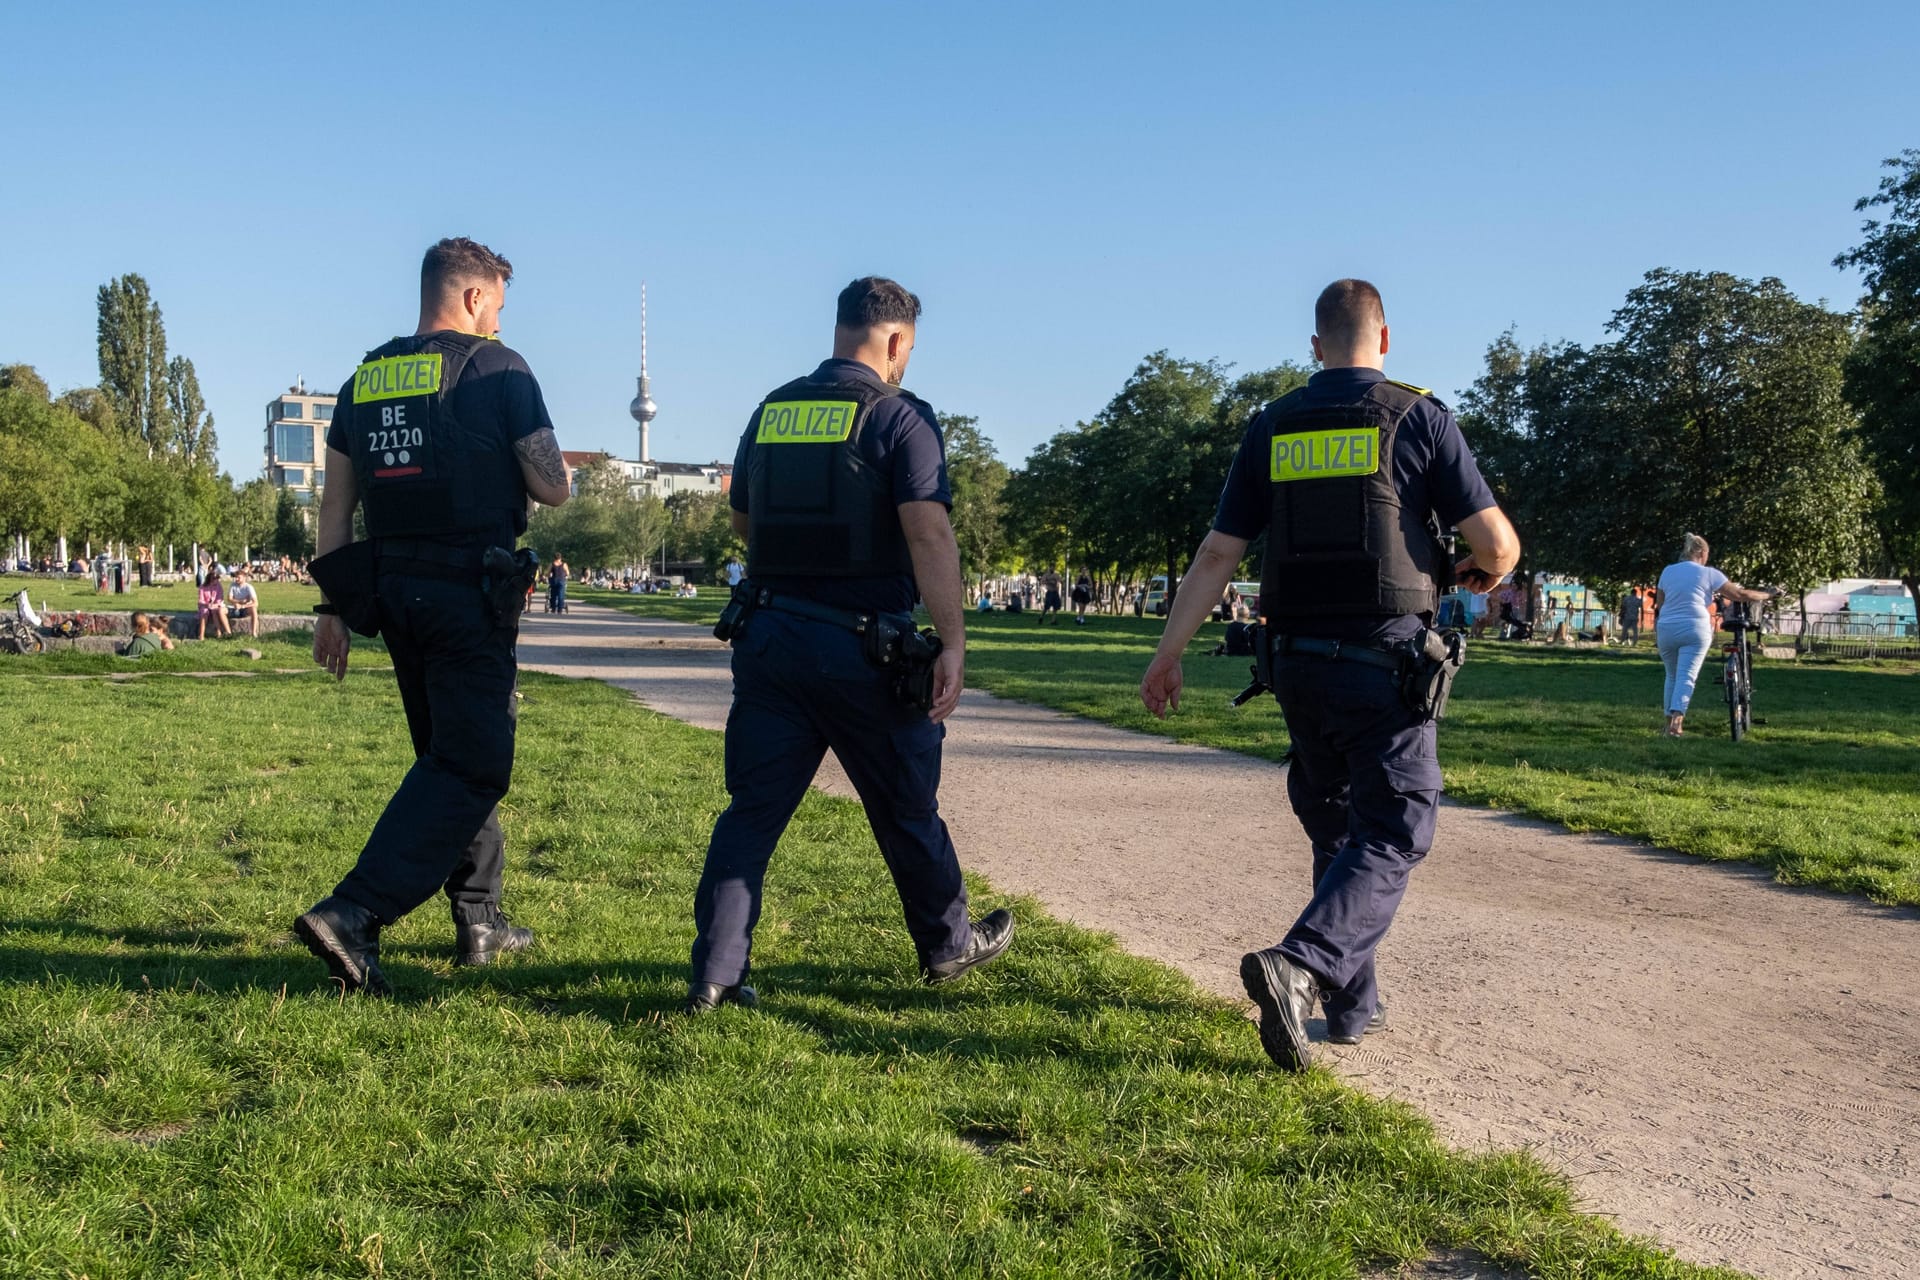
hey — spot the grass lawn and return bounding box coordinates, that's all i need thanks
[587,591,1920,909]
[0,625,393,678]
[0,666,1730,1278]
[5,576,323,616]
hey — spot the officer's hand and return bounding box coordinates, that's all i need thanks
[1140,654,1183,719]
[1455,557,1500,595]
[313,613,351,681]
[928,647,965,724]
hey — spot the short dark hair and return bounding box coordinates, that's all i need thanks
[1314,278,1386,348]
[422,237,514,298]
[836,277,921,330]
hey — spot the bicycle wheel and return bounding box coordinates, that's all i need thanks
[1725,654,1745,742]
[1739,655,1754,739]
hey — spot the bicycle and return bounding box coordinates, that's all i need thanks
[1719,600,1761,741]
[0,614,44,655]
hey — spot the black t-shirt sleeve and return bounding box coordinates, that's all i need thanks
[1212,415,1270,539]
[730,414,757,512]
[885,398,951,506]
[324,376,353,455]
[1423,404,1497,525]
[468,342,553,445]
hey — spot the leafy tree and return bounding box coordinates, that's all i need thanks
[526,456,668,572]
[1836,150,1920,607]
[1003,427,1096,574]
[96,273,175,456]
[166,355,217,467]
[0,365,49,400]
[219,478,280,560]
[270,487,315,559]
[939,413,1010,580]
[1457,272,1874,599]
[55,387,119,436]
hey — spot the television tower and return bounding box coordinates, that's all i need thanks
[628,283,658,463]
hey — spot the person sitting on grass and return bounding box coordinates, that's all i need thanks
[122,611,175,657]
[227,568,260,636]
[198,566,232,640]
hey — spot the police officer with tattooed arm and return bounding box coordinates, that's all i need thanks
[294,237,570,996]
[1140,279,1520,1069]
[685,277,1014,1013]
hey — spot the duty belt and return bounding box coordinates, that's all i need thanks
[1270,633,1404,672]
[374,537,484,584]
[751,587,879,635]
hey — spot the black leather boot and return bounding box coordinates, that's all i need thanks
[455,910,534,966]
[294,896,390,996]
[685,981,758,1014]
[921,908,1015,985]
[1240,948,1319,1071]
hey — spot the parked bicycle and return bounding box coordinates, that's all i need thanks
[0,613,44,655]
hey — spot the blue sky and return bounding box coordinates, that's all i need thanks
[3,1,1914,482]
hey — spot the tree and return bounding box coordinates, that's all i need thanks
[525,456,669,572]
[1457,271,1874,598]
[939,413,1010,580]
[166,355,217,466]
[271,487,315,559]
[96,273,175,455]
[219,478,280,560]
[0,364,49,400]
[1836,150,1920,608]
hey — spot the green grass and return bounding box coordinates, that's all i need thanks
[0,668,1731,1278]
[5,576,322,616]
[589,592,1920,908]
[0,625,393,677]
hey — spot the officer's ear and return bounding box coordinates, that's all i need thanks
[1378,325,1391,357]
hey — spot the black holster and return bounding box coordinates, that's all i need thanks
[714,583,754,642]
[308,541,382,637]
[861,614,945,712]
[1402,626,1466,721]
[1230,623,1272,707]
[482,546,541,628]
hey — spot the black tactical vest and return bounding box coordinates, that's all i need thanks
[744,375,916,578]
[346,333,528,541]
[1258,379,1444,622]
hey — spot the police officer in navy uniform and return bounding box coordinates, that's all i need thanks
[686,277,1014,1012]
[294,237,573,995]
[1140,279,1520,1069]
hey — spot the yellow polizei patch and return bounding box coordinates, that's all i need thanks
[354,353,443,403]
[756,400,859,444]
[1270,428,1380,482]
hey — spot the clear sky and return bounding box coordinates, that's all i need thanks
[3,1,1914,482]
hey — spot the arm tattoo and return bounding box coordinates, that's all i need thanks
[514,429,567,488]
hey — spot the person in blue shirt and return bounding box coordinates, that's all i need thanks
[1654,533,1772,737]
[1140,279,1521,1071]
[686,277,1014,1014]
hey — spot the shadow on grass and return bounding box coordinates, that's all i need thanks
[0,940,1252,1073]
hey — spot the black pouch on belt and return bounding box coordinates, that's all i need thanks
[1402,626,1466,721]
[892,627,945,712]
[308,541,382,637]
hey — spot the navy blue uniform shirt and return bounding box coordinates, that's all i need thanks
[327,333,554,550]
[731,357,951,614]
[1213,366,1496,644]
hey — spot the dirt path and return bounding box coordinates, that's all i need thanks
[518,604,1920,1280]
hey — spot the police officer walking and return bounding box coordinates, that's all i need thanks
[686,277,1014,1013]
[1140,279,1519,1069]
[294,237,572,995]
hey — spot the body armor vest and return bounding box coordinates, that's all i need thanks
[745,375,916,579]
[1258,380,1444,622]
[346,332,528,541]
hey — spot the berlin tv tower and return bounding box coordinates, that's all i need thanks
[628,284,658,464]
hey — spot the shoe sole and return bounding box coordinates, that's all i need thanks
[1240,950,1311,1071]
[924,915,1015,985]
[294,913,389,996]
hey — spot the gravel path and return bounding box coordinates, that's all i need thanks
[519,604,1920,1280]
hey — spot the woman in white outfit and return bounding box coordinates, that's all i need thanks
[1654,533,1772,737]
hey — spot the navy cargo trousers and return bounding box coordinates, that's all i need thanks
[333,571,519,926]
[1272,653,1441,1040]
[691,608,972,988]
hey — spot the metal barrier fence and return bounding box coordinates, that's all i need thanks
[1784,616,1920,660]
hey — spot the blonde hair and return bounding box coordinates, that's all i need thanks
[1680,532,1710,563]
